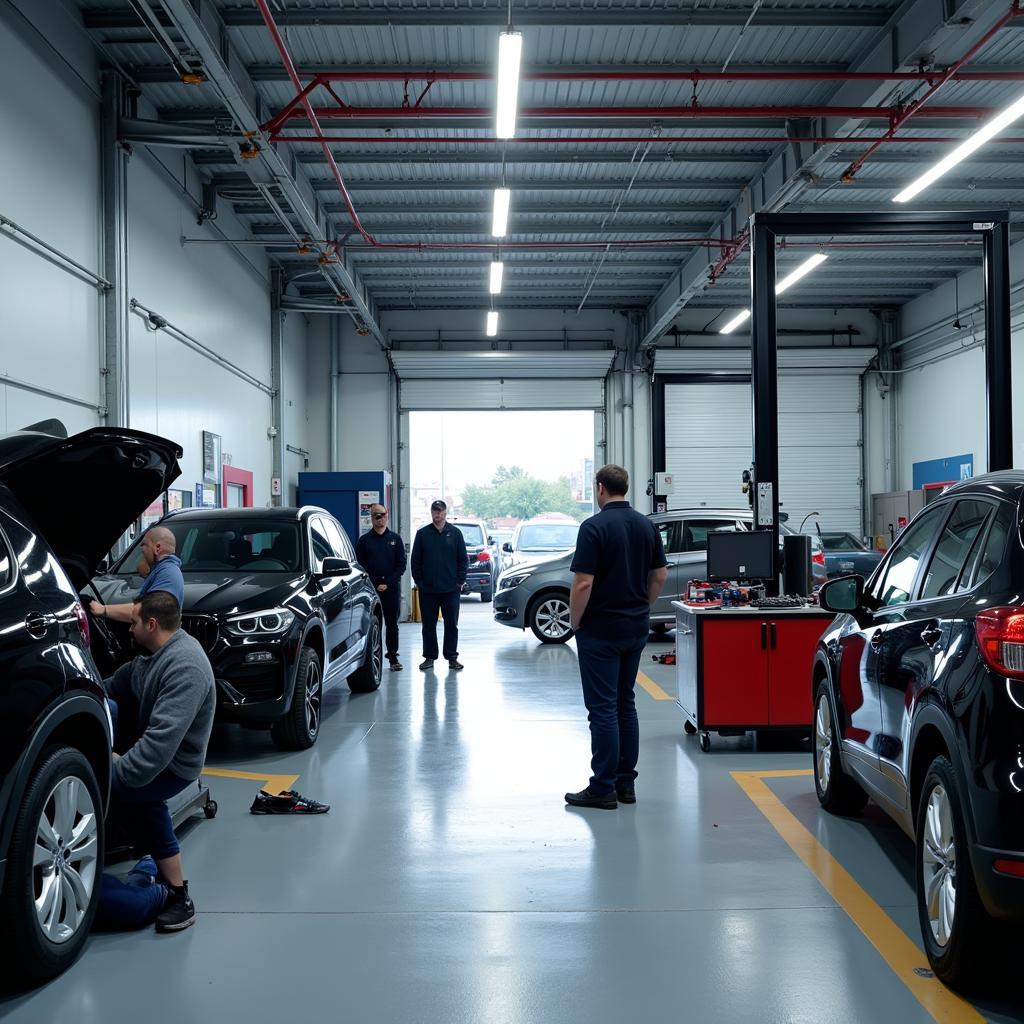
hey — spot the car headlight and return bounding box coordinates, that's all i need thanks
[498,572,533,592]
[224,608,295,637]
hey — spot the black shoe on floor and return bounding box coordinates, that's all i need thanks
[389,659,402,671]
[565,786,617,810]
[249,789,330,814]
[448,659,464,671]
[419,658,435,671]
[155,881,195,933]
[616,786,636,804]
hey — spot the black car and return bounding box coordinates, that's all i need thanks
[812,472,1024,988]
[820,530,883,579]
[90,506,383,750]
[0,423,181,984]
[448,517,497,602]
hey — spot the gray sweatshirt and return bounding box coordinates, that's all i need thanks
[104,630,216,788]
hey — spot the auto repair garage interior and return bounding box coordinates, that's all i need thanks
[3,0,1024,1020]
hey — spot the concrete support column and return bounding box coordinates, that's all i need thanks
[270,268,285,506]
[879,310,899,493]
[101,72,129,427]
[329,316,340,471]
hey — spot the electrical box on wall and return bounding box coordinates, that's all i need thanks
[654,472,675,495]
[298,471,393,542]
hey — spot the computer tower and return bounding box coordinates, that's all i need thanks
[782,533,813,597]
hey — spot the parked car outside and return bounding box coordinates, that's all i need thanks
[494,508,826,644]
[821,530,883,579]
[812,472,1024,988]
[500,514,581,572]
[89,506,382,751]
[448,517,498,602]
[0,423,181,984]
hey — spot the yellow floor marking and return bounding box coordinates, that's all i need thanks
[636,671,674,701]
[732,769,984,1024]
[202,767,299,796]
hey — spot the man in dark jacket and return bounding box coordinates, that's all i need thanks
[356,503,407,670]
[410,499,468,672]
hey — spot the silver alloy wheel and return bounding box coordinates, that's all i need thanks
[814,693,833,793]
[371,616,383,680]
[922,783,957,947]
[33,777,99,944]
[535,597,571,639]
[304,660,322,738]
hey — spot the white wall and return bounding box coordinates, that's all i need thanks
[0,5,101,434]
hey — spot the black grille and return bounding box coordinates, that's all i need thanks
[181,614,219,652]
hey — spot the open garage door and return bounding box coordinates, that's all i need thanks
[655,348,875,534]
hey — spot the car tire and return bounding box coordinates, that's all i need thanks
[480,589,493,604]
[271,646,323,750]
[349,612,383,693]
[0,745,104,985]
[529,592,574,644]
[915,755,992,990]
[812,680,868,816]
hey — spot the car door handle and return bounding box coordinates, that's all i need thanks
[920,625,943,647]
[25,612,51,639]
[869,632,884,652]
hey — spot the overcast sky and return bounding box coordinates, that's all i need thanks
[410,410,595,493]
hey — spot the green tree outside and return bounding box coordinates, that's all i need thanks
[463,466,583,521]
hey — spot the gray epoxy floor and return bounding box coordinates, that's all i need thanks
[3,602,1021,1023]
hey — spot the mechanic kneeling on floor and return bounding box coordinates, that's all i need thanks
[104,590,215,933]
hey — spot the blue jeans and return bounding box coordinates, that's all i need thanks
[575,631,647,795]
[419,591,460,661]
[96,857,168,930]
[107,697,193,859]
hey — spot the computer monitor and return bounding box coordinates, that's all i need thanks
[706,529,775,582]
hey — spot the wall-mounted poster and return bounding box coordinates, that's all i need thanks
[202,430,222,484]
[358,490,380,536]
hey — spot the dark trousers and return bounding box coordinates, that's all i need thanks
[380,587,401,662]
[107,698,193,859]
[419,590,460,660]
[575,631,647,795]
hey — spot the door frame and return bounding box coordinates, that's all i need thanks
[222,466,254,508]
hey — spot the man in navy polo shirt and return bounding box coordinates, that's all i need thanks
[356,503,407,670]
[565,465,668,810]
[91,526,185,623]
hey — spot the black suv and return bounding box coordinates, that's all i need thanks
[0,423,181,984]
[448,518,497,602]
[90,506,383,750]
[812,472,1024,988]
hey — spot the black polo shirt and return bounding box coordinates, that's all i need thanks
[570,501,668,640]
[410,522,468,594]
[355,528,407,589]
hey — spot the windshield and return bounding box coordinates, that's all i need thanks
[517,523,580,550]
[822,532,864,551]
[452,522,485,547]
[114,519,303,573]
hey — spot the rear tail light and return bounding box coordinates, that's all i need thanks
[993,858,1024,878]
[974,606,1024,680]
[812,551,826,567]
[74,601,91,647]
[477,551,491,563]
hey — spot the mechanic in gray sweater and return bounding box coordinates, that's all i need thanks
[104,590,215,933]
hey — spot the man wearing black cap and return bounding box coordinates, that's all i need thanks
[410,499,468,672]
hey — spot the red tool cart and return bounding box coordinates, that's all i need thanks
[673,601,833,752]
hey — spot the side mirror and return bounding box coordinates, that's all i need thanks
[818,574,864,614]
[502,542,513,553]
[320,556,350,576]
[488,536,494,546]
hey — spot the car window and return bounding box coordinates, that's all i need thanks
[517,523,580,549]
[0,526,12,589]
[309,518,334,571]
[964,509,1010,589]
[919,501,993,601]
[682,519,744,553]
[321,517,355,561]
[823,533,863,551]
[453,523,485,547]
[656,522,681,554]
[869,506,946,607]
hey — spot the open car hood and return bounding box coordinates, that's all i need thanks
[0,425,182,590]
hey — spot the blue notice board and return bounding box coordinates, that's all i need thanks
[912,454,973,490]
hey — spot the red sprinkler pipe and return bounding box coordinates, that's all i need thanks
[840,0,1024,181]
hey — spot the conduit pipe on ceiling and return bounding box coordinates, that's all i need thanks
[840,0,1024,181]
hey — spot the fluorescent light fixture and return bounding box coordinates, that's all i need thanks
[495,31,523,139]
[492,188,511,237]
[895,91,1024,203]
[719,253,829,334]
[489,259,504,294]
[486,310,499,336]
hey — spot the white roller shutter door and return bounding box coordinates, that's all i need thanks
[399,377,605,411]
[660,350,872,533]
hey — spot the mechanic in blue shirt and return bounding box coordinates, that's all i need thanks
[410,499,468,672]
[565,465,668,810]
[356,504,408,671]
[91,525,185,623]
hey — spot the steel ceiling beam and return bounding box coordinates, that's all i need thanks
[228,200,728,217]
[302,177,749,193]
[150,0,385,346]
[83,5,895,30]
[248,220,717,237]
[639,0,1019,349]
[273,149,771,167]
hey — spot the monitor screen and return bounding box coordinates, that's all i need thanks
[707,529,775,581]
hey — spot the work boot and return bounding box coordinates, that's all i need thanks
[155,881,196,932]
[419,658,434,671]
[448,659,464,671]
[389,659,402,671]
[564,786,617,810]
